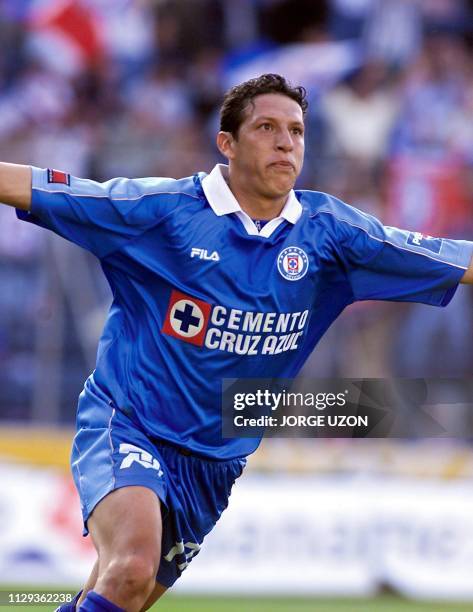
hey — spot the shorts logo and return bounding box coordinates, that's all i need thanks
[118,443,163,476]
[406,232,442,254]
[162,290,211,346]
[164,540,201,571]
[277,246,309,281]
[47,169,71,186]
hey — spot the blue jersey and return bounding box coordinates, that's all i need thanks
[18,164,473,459]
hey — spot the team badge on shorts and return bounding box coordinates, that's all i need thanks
[162,289,211,346]
[277,246,309,281]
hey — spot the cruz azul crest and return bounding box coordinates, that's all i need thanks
[277,246,309,281]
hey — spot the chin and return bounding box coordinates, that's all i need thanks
[275,170,297,188]
[272,178,295,195]
[261,169,297,198]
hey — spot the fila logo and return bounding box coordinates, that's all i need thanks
[190,247,220,261]
[406,232,442,254]
[119,443,164,476]
[164,540,201,571]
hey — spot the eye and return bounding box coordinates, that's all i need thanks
[292,127,304,136]
[260,122,273,131]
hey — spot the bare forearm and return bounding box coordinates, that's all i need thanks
[0,163,31,211]
[461,256,473,284]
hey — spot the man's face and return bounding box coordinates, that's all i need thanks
[221,93,305,200]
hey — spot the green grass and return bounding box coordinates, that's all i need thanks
[149,595,473,612]
[4,592,473,612]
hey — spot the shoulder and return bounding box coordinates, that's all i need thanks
[102,174,201,203]
[296,189,370,224]
[295,189,383,237]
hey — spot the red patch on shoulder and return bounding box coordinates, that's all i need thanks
[47,169,71,186]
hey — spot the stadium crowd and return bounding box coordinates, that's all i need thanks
[0,0,472,424]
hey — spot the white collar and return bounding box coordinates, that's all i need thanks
[201,164,302,237]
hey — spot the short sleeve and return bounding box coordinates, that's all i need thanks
[334,205,473,306]
[16,167,179,258]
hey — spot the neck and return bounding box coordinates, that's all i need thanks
[227,171,288,221]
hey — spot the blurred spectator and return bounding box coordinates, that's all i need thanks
[328,0,376,39]
[187,48,225,121]
[385,30,473,382]
[320,61,400,164]
[0,64,74,139]
[127,63,193,132]
[154,0,224,63]
[260,0,329,44]
[363,0,422,65]
[92,0,156,86]
[391,33,472,159]
[421,0,472,34]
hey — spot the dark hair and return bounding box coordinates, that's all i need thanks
[219,73,308,137]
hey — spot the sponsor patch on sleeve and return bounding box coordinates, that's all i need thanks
[47,169,71,186]
[406,232,443,254]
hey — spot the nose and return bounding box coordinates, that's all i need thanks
[275,129,294,152]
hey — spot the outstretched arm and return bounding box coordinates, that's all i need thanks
[0,163,31,211]
[461,257,473,283]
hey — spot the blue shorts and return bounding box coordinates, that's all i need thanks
[71,387,246,587]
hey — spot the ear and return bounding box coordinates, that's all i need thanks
[216,131,236,160]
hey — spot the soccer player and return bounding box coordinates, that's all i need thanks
[1,73,472,611]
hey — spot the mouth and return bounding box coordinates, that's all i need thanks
[269,161,295,171]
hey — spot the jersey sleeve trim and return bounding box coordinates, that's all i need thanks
[312,209,473,270]
[18,167,203,259]
[31,166,199,202]
[31,166,200,202]
[32,186,201,201]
